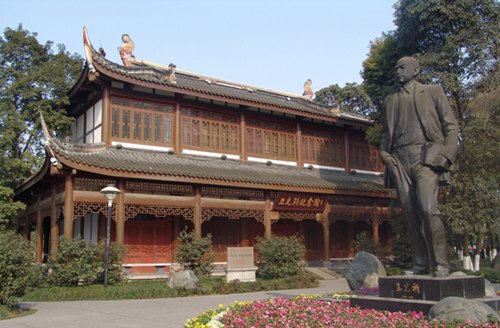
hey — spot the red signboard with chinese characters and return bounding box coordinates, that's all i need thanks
[272,192,327,212]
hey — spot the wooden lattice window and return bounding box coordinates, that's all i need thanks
[181,108,239,154]
[301,128,345,167]
[246,118,296,161]
[349,133,383,171]
[111,97,173,146]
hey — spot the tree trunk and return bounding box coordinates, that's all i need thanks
[475,234,483,272]
[462,235,471,271]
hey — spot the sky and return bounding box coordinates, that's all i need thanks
[1,0,397,95]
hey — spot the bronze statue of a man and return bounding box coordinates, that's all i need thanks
[380,56,459,277]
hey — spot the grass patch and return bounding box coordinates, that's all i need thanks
[0,305,36,321]
[22,273,318,302]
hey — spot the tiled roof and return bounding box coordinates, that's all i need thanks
[48,138,387,195]
[85,37,372,125]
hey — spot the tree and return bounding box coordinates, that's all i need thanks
[361,34,400,146]
[314,82,376,117]
[441,89,500,270]
[0,25,83,190]
[393,0,499,129]
[360,1,499,269]
[0,25,82,226]
[361,33,400,122]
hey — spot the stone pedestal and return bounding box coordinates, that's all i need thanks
[226,267,258,282]
[226,246,257,282]
[379,275,485,300]
[350,275,500,313]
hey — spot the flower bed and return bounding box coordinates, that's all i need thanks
[185,296,499,328]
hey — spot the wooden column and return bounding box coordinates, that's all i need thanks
[322,203,331,262]
[50,184,58,259]
[35,193,43,263]
[63,174,74,239]
[240,112,247,163]
[296,121,303,168]
[174,96,182,156]
[194,186,202,237]
[264,192,272,239]
[102,86,111,145]
[239,218,250,247]
[344,131,350,173]
[115,180,126,244]
[372,220,380,246]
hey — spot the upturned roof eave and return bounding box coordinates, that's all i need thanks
[45,140,390,198]
[79,28,373,127]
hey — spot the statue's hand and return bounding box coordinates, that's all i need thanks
[380,153,397,168]
[433,154,450,172]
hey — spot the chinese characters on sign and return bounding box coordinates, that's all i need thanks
[227,247,255,270]
[393,281,423,299]
[272,192,327,212]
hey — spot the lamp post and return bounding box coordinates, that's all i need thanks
[100,184,120,287]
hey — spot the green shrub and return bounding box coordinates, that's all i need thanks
[49,237,124,286]
[97,242,125,285]
[255,235,305,279]
[174,229,214,277]
[390,217,413,269]
[353,231,378,254]
[0,230,41,308]
[49,237,102,286]
[483,269,500,283]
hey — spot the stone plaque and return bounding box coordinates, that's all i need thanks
[379,275,485,301]
[392,279,423,299]
[227,247,255,269]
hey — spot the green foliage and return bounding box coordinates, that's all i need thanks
[22,274,318,302]
[389,212,413,269]
[0,25,83,227]
[0,186,25,228]
[0,25,83,189]
[49,237,124,286]
[361,33,400,121]
[174,229,214,277]
[353,231,378,255]
[364,123,382,147]
[441,107,500,250]
[0,230,41,308]
[255,235,305,279]
[49,237,102,286]
[99,242,125,285]
[385,266,403,276]
[314,82,375,116]
[394,0,499,127]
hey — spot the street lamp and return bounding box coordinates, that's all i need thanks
[100,184,120,287]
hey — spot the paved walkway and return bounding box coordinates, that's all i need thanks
[0,279,349,328]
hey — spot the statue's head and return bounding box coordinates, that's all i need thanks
[395,56,420,84]
[121,34,131,43]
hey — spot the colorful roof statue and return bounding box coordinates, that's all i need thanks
[118,34,136,66]
[302,79,314,100]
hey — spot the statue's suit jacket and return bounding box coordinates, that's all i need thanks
[380,82,459,188]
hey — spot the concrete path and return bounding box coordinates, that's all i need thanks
[0,279,349,328]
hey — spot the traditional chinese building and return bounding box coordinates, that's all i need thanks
[15,28,394,274]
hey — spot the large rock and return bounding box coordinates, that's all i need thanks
[429,297,500,324]
[167,270,198,289]
[345,251,386,291]
[484,279,496,298]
